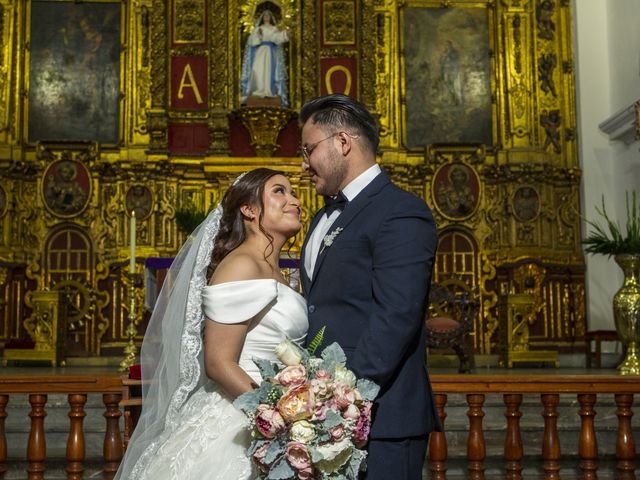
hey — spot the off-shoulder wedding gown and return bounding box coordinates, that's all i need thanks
[138,279,307,480]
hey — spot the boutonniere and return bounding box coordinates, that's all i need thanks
[322,227,343,250]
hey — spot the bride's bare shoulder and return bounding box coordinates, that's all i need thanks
[209,251,264,286]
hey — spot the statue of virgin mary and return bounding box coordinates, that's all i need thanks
[240,9,289,106]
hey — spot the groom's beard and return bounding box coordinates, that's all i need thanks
[313,147,348,197]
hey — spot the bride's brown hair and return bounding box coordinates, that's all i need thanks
[207,168,284,278]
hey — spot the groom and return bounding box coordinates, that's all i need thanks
[300,94,440,479]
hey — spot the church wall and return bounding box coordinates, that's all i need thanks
[0,0,588,362]
[574,0,640,335]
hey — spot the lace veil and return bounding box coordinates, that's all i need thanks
[115,204,223,480]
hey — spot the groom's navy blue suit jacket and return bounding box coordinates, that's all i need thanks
[302,171,440,438]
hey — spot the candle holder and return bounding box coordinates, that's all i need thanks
[120,272,141,372]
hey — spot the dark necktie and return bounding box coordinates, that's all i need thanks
[323,191,348,216]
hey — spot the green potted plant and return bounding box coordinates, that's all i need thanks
[583,191,640,375]
[583,191,640,256]
[175,206,207,236]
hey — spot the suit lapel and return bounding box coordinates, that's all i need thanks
[301,207,327,295]
[307,172,390,292]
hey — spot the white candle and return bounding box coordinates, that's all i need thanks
[129,210,136,274]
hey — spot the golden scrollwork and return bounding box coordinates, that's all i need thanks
[173,0,206,44]
[235,106,295,157]
[133,2,153,138]
[0,0,586,361]
[498,292,559,368]
[4,290,68,367]
[322,1,356,45]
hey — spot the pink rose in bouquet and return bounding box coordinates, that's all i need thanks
[277,383,315,423]
[333,383,356,410]
[234,340,380,480]
[255,404,286,439]
[352,402,373,448]
[275,365,308,387]
[285,442,314,478]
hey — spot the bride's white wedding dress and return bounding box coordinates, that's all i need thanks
[138,279,308,480]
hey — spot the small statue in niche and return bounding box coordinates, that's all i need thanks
[536,0,556,41]
[240,8,289,106]
[44,159,89,216]
[540,109,562,154]
[538,53,557,97]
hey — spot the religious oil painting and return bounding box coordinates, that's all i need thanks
[512,186,540,222]
[403,7,492,148]
[28,1,121,144]
[126,185,154,220]
[42,159,92,218]
[432,162,480,220]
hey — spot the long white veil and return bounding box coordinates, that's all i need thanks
[115,204,223,480]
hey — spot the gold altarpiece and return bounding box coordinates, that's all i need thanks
[0,0,584,361]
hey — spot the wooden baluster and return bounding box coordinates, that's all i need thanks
[27,394,47,480]
[66,394,87,480]
[614,393,636,480]
[578,393,598,480]
[541,394,561,480]
[467,393,486,480]
[103,393,123,480]
[0,394,8,478]
[504,393,523,480]
[429,393,448,480]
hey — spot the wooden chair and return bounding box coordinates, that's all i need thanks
[119,371,143,451]
[425,279,479,373]
[585,330,623,368]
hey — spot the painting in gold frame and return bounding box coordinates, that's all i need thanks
[27,0,122,144]
[403,6,492,148]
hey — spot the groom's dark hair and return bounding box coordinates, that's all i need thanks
[299,94,380,154]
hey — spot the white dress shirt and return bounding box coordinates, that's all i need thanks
[304,164,382,279]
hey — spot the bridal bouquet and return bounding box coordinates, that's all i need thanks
[234,337,380,480]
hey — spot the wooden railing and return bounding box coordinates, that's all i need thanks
[0,372,123,480]
[429,373,640,480]
[0,371,638,480]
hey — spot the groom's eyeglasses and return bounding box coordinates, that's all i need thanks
[301,132,360,161]
[301,134,337,161]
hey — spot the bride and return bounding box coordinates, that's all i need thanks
[115,168,307,479]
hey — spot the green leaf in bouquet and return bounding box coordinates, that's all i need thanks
[316,430,331,443]
[306,326,326,355]
[233,381,274,414]
[356,378,380,402]
[247,438,269,457]
[253,357,278,380]
[322,409,344,430]
[266,456,295,480]
[345,448,367,478]
[233,390,260,415]
[320,342,347,372]
[263,438,285,465]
